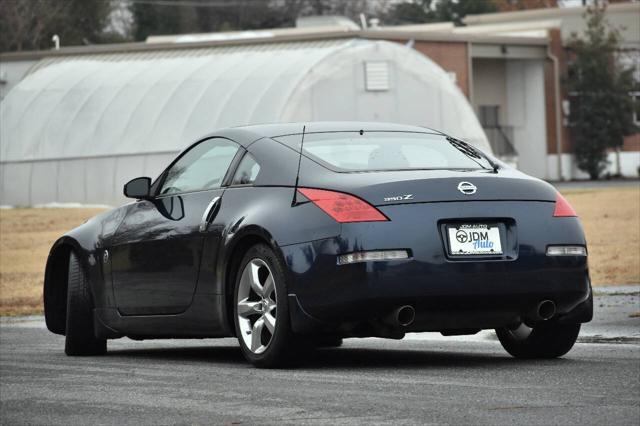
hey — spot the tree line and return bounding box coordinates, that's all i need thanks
[0,0,540,52]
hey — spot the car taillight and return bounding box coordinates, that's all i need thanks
[553,193,577,217]
[297,188,389,223]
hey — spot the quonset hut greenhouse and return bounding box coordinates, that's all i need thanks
[0,38,491,206]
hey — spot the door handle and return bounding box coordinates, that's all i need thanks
[199,196,221,232]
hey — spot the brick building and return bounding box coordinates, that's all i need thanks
[381,1,639,179]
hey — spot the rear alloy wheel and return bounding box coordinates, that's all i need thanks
[65,251,106,356]
[237,257,277,355]
[496,321,580,359]
[234,244,301,368]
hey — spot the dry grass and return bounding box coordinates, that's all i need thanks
[0,186,638,316]
[0,208,105,316]
[562,186,640,286]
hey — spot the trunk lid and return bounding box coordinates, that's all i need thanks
[300,167,556,206]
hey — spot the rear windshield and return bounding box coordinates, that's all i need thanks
[275,131,492,172]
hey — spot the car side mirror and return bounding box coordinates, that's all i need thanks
[124,177,152,200]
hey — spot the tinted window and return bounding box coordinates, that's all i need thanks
[231,153,261,185]
[160,138,238,195]
[275,132,492,171]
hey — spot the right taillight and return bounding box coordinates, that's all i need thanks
[297,187,389,223]
[553,193,577,217]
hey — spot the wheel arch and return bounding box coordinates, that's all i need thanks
[43,237,83,335]
[221,226,286,336]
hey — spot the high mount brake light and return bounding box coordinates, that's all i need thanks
[297,188,389,223]
[553,193,578,217]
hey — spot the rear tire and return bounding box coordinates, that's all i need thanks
[233,244,307,368]
[65,252,106,356]
[496,321,580,359]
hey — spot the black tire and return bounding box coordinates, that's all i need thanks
[233,244,306,368]
[65,252,106,356]
[496,321,580,359]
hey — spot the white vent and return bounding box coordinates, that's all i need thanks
[364,61,390,91]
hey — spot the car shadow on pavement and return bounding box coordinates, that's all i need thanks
[303,347,578,370]
[105,345,246,366]
[103,343,582,370]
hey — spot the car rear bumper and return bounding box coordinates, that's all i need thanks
[280,201,592,335]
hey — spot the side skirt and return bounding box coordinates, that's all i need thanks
[94,294,231,339]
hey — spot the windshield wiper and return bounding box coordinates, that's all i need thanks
[446,137,499,172]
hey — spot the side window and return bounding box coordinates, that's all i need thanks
[231,153,261,185]
[160,138,239,195]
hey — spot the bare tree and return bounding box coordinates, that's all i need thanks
[0,0,114,52]
[0,0,69,51]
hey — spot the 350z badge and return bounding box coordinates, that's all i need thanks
[383,194,414,202]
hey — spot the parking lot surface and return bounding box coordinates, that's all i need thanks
[1,318,638,425]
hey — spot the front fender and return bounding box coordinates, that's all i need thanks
[43,205,130,334]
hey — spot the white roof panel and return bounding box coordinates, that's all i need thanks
[1,40,349,162]
[1,38,491,164]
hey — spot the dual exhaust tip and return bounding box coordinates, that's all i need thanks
[382,300,555,329]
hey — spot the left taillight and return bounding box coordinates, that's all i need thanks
[297,187,389,223]
[553,192,578,217]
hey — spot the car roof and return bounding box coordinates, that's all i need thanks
[201,121,444,147]
[240,121,442,137]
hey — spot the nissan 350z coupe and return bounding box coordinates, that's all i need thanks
[44,122,592,367]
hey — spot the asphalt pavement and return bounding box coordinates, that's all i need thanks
[1,288,639,425]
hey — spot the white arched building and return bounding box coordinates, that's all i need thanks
[1,38,490,206]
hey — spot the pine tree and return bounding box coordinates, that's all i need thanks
[565,5,637,179]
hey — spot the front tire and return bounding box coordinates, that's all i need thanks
[496,321,580,359]
[233,244,303,368]
[65,252,106,356]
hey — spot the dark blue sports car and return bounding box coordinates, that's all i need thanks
[44,122,592,367]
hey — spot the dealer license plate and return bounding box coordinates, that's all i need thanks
[447,224,503,256]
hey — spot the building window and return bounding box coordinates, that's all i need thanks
[565,92,581,127]
[619,52,640,125]
[618,51,640,84]
[478,105,516,157]
[478,105,500,127]
[632,92,640,126]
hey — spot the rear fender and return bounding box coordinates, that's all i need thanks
[217,225,286,336]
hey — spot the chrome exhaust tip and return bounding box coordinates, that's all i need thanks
[397,305,416,326]
[524,300,557,324]
[537,300,556,321]
[382,305,415,327]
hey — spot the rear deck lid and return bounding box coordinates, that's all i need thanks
[300,168,557,206]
